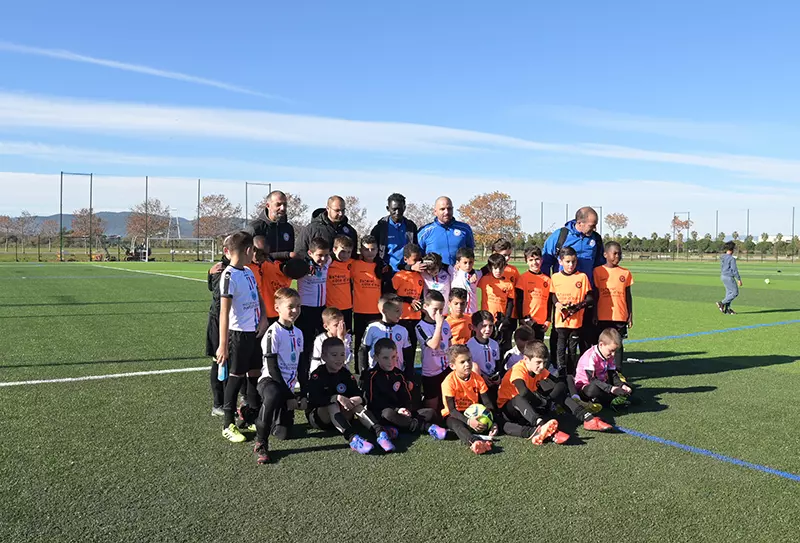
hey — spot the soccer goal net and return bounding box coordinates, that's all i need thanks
[142,237,218,262]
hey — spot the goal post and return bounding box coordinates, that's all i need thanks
[144,237,217,262]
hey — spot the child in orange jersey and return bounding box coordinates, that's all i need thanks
[391,243,425,373]
[549,246,592,379]
[515,246,551,341]
[351,235,383,373]
[477,253,516,355]
[326,235,354,331]
[593,241,634,372]
[446,288,472,345]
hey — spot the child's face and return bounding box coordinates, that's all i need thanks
[526,255,542,273]
[323,345,346,373]
[404,252,421,267]
[455,257,474,272]
[560,255,578,274]
[449,298,466,317]
[308,248,330,266]
[490,266,503,279]
[524,356,546,375]
[450,353,473,379]
[476,319,494,340]
[333,244,352,262]
[360,243,378,262]
[605,246,622,267]
[381,303,402,324]
[275,296,301,323]
[423,300,444,320]
[375,347,397,371]
[598,340,619,360]
[323,317,343,336]
[497,249,512,262]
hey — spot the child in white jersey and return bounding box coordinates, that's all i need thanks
[420,252,454,313]
[311,307,354,374]
[360,293,412,376]
[466,310,502,390]
[296,237,331,395]
[416,290,452,410]
[450,247,481,315]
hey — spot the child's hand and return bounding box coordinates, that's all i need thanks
[738,279,743,287]
[335,320,347,340]
[468,417,487,432]
[611,386,628,396]
[469,273,478,284]
[488,424,499,437]
[411,299,423,311]
[621,384,633,395]
[627,316,634,330]
[434,308,445,326]
[337,395,354,410]
[210,262,224,275]
[349,396,363,407]
[215,345,226,365]
[257,319,269,338]
[543,320,551,330]
[398,408,411,417]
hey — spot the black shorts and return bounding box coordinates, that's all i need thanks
[227,330,261,374]
[422,370,450,401]
[205,313,220,357]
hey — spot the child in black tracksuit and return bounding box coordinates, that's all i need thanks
[362,338,447,440]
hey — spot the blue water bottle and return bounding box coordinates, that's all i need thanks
[217,360,228,381]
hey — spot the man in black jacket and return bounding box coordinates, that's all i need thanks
[246,190,295,261]
[370,193,419,273]
[294,195,358,254]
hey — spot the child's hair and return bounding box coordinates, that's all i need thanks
[523,340,549,361]
[224,230,254,253]
[513,325,536,345]
[491,238,512,252]
[274,287,300,302]
[487,253,506,270]
[321,336,344,356]
[421,251,442,271]
[524,246,542,259]
[373,337,396,357]
[471,310,494,328]
[598,327,623,347]
[605,241,622,252]
[308,237,331,252]
[423,290,445,305]
[378,293,402,313]
[455,247,475,261]
[333,235,354,251]
[321,307,344,326]
[360,234,377,247]
[447,344,471,362]
[558,246,577,259]
[403,243,423,259]
[722,240,736,252]
[449,287,468,301]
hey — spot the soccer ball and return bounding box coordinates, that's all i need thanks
[464,404,493,430]
[764,278,771,285]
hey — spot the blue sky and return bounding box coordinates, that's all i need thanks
[1,0,799,236]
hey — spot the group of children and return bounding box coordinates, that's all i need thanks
[208,231,637,463]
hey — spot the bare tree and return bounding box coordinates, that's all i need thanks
[344,196,370,238]
[127,199,171,246]
[251,191,309,228]
[196,194,242,238]
[604,213,629,238]
[71,208,107,252]
[14,211,36,254]
[0,215,10,252]
[405,202,432,229]
[39,219,60,252]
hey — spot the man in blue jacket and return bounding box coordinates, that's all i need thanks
[541,207,605,286]
[418,196,474,266]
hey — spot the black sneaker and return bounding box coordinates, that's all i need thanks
[716,301,725,313]
[253,441,270,464]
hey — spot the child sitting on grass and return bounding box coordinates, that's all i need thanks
[363,338,447,440]
[575,328,633,411]
[306,337,396,454]
[440,345,498,455]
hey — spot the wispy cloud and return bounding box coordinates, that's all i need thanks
[0,41,287,101]
[2,92,800,183]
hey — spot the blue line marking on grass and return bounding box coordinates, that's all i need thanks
[617,426,800,483]
[628,319,800,344]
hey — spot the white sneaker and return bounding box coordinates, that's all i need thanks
[211,407,224,417]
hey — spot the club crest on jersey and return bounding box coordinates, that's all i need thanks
[543,281,549,288]
[343,226,350,234]
[589,239,596,247]
[395,333,402,341]
[393,382,401,392]
[576,281,583,289]
[492,350,498,358]
[336,383,347,393]
[619,276,627,282]
[453,229,462,237]
[283,233,290,241]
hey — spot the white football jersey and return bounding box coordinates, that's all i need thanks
[467,337,500,376]
[422,266,454,314]
[363,321,411,371]
[451,269,482,315]
[310,332,354,375]
[297,257,330,307]
[219,266,261,332]
[260,322,304,389]
[415,319,451,377]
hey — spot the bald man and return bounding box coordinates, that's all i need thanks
[417,196,474,266]
[246,190,295,261]
[541,207,605,284]
[294,195,358,254]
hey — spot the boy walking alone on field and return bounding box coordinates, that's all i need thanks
[717,241,743,315]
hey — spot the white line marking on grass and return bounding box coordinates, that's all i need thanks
[95,265,206,283]
[0,366,209,387]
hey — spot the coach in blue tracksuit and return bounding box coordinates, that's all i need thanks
[542,206,606,353]
[418,196,475,266]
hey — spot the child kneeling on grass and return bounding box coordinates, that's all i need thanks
[306,337,396,455]
[363,337,447,440]
[441,345,498,455]
[575,328,633,411]
[497,341,612,446]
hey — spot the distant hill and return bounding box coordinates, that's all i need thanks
[32,212,199,238]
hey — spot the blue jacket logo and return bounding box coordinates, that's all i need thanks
[336,383,347,393]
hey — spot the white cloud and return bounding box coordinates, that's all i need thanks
[0,41,286,101]
[2,92,800,184]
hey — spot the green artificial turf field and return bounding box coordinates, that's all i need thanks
[1,260,799,542]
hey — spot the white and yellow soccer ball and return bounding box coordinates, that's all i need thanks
[764,278,771,284]
[464,404,494,430]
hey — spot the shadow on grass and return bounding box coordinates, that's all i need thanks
[1,355,206,369]
[270,443,352,462]
[624,354,799,380]
[623,350,707,363]
[736,308,800,315]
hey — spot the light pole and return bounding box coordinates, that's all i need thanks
[244,182,273,228]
